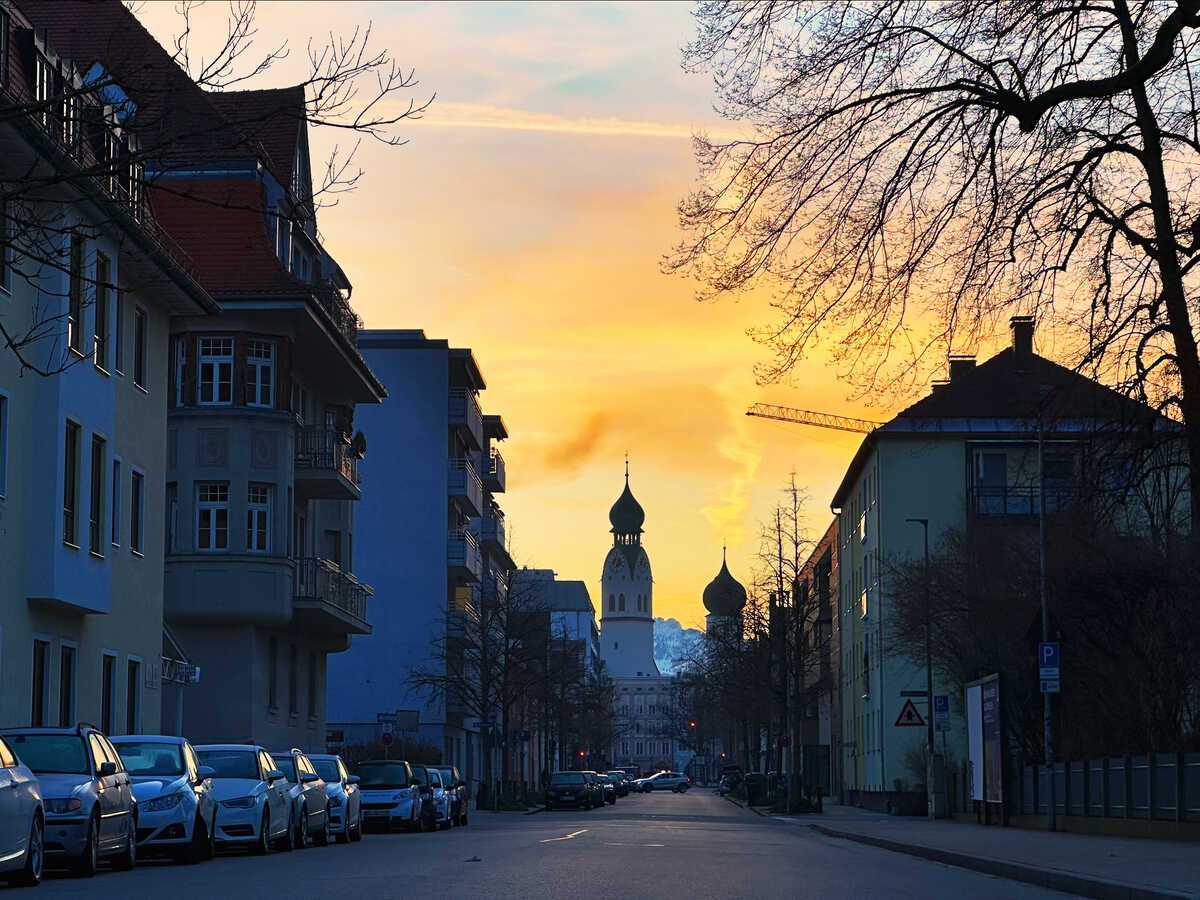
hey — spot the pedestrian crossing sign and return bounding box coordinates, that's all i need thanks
[894,699,926,727]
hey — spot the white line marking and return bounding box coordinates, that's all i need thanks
[540,829,588,843]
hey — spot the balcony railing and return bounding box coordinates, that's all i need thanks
[479,509,506,551]
[969,485,1075,518]
[447,528,482,582]
[448,389,484,450]
[294,557,372,626]
[448,457,484,516]
[485,448,506,493]
[312,281,363,349]
[295,425,359,485]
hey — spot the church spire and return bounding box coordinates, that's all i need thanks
[609,458,645,544]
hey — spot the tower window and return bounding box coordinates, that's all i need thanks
[608,595,614,612]
[618,593,625,611]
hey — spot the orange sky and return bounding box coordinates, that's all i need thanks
[138,1,883,628]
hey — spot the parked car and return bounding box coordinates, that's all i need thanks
[579,771,606,808]
[1,725,136,876]
[543,771,594,810]
[110,735,217,864]
[596,774,617,805]
[355,760,421,832]
[193,744,291,853]
[606,770,630,797]
[435,765,469,827]
[412,766,452,831]
[635,771,690,793]
[309,754,362,843]
[270,749,331,848]
[0,734,43,886]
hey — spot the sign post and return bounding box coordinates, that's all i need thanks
[933,695,950,733]
[1038,642,1060,694]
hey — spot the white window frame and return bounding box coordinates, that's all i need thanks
[196,481,229,551]
[246,483,271,553]
[110,457,121,547]
[246,339,275,408]
[113,289,124,375]
[197,337,233,405]
[133,306,148,391]
[92,251,111,373]
[88,432,106,557]
[129,467,145,556]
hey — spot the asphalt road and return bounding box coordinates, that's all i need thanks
[12,789,1078,899]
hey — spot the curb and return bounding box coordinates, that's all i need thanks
[525,806,545,815]
[808,824,1198,900]
[722,795,768,817]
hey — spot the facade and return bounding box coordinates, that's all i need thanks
[793,519,840,800]
[0,4,218,733]
[327,330,512,790]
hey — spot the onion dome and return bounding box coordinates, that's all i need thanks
[703,552,747,617]
[609,467,645,536]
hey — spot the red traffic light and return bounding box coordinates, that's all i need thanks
[689,720,698,728]
[577,750,585,757]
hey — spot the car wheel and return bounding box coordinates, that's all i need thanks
[315,808,332,846]
[180,812,210,864]
[350,809,363,842]
[111,814,137,871]
[71,812,100,877]
[8,814,43,886]
[253,809,272,855]
[276,809,296,852]
[294,806,310,849]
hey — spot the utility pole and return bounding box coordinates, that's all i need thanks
[905,517,934,819]
[1039,421,1056,832]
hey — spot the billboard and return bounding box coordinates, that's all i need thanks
[966,675,1002,804]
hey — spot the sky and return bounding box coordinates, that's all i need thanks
[137,1,879,628]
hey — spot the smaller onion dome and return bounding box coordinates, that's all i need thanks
[609,470,645,535]
[703,553,747,617]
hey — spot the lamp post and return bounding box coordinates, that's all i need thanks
[905,517,934,819]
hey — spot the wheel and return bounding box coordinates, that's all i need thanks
[315,808,332,846]
[8,815,42,886]
[206,809,217,860]
[111,815,137,871]
[276,809,296,852]
[350,808,363,842]
[179,812,210,864]
[253,809,272,855]
[294,806,310,849]
[70,813,100,877]
[461,809,468,827]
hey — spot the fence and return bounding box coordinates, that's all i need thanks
[1016,754,1200,823]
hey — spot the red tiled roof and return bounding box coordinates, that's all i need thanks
[148,179,302,296]
[208,87,305,189]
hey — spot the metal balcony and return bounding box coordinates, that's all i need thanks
[294,425,361,501]
[448,389,484,450]
[293,557,372,635]
[447,528,482,583]
[969,484,1074,518]
[479,509,505,550]
[448,457,484,517]
[484,448,506,493]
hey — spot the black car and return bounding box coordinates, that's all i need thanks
[544,771,594,809]
[435,765,469,827]
[596,774,617,805]
[606,770,630,797]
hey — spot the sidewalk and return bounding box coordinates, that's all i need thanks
[779,805,1199,900]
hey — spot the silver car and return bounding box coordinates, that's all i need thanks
[354,759,422,832]
[0,735,43,886]
[309,754,362,843]
[1,726,137,876]
[194,744,291,853]
[110,735,217,864]
[270,750,331,848]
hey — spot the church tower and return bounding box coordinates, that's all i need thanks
[599,463,659,677]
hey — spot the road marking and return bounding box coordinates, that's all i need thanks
[540,829,588,843]
[603,842,665,847]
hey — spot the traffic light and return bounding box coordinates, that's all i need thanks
[689,720,698,729]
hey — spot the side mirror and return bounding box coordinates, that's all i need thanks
[196,765,216,782]
[346,775,360,785]
[266,769,285,783]
[300,772,320,784]
[98,761,117,777]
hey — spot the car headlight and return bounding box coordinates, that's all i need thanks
[220,796,257,809]
[142,791,184,813]
[45,797,83,814]
[328,794,343,808]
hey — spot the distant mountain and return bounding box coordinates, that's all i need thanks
[654,618,703,675]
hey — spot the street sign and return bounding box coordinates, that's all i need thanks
[381,722,393,735]
[933,695,950,732]
[1038,642,1060,679]
[1040,679,1060,694]
[381,732,394,746]
[894,699,926,727]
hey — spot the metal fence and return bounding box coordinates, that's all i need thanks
[1016,754,1200,822]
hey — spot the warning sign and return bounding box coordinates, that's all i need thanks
[894,699,926,727]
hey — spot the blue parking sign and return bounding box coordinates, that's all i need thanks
[1038,642,1060,679]
[933,695,950,732]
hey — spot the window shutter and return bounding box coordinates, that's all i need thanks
[277,337,292,411]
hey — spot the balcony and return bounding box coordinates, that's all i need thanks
[447,529,482,583]
[969,484,1075,519]
[293,557,372,635]
[312,281,363,349]
[448,457,484,517]
[477,508,515,571]
[484,448,506,493]
[449,389,484,450]
[294,425,361,500]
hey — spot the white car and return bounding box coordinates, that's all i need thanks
[194,744,291,852]
[0,735,43,886]
[110,735,217,864]
[270,750,331,848]
[635,771,690,793]
[309,754,362,843]
[355,760,422,832]
[414,765,453,831]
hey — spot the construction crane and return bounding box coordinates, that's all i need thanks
[745,403,880,435]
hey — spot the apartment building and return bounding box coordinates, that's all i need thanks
[0,3,218,732]
[793,519,840,800]
[327,330,513,786]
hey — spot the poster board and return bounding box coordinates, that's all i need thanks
[966,674,1002,804]
[966,683,983,801]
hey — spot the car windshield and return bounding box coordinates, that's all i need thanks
[6,734,89,775]
[410,767,429,786]
[196,750,259,780]
[114,741,183,776]
[312,759,341,782]
[435,767,455,784]
[270,755,298,783]
[356,762,411,789]
[550,773,584,785]
[607,771,623,779]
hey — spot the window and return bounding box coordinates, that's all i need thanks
[133,308,147,388]
[130,470,144,554]
[0,393,7,498]
[63,421,80,545]
[0,9,8,93]
[113,289,124,374]
[88,435,105,554]
[173,337,185,406]
[247,484,271,552]
[34,52,52,129]
[608,595,614,612]
[288,644,298,715]
[0,196,11,292]
[31,640,49,727]
[110,460,121,546]
[165,482,177,553]
[126,659,141,734]
[93,252,109,369]
[323,529,342,567]
[100,653,116,735]
[196,482,228,551]
[68,232,83,354]
[307,650,317,718]
[59,644,76,726]
[197,337,232,404]
[268,637,278,709]
[246,339,274,407]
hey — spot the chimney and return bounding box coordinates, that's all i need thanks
[1010,316,1035,357]
[948,355,976,381]
[930,379,950,393]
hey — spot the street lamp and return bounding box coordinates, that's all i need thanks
[905,517,935,820]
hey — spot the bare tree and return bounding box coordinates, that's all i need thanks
[672,0,1200,529]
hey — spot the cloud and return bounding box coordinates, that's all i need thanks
[700,372,765,548]
[540,411,612,476]
[424,101,715,140]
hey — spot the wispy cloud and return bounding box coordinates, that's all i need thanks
[701,372,764,549]
[541,411,613,476]
[425,102,709,139]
